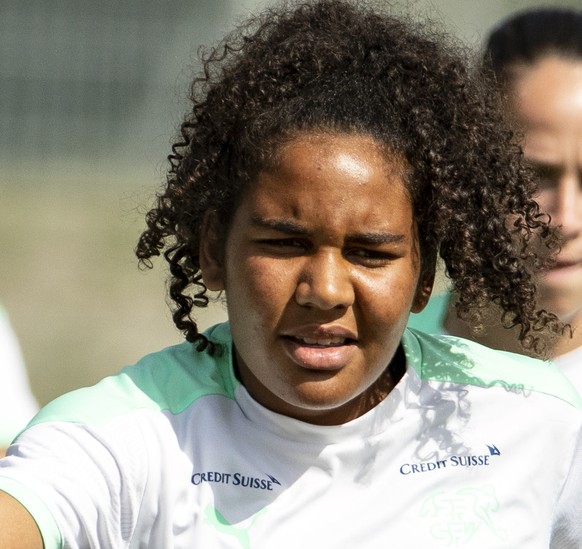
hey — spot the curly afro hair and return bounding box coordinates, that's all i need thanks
[136,0,563,353]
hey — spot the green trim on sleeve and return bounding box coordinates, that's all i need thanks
[0,424,25,449]
[0,476,62,549]
[402,328,582,410]
[24,323,239,430]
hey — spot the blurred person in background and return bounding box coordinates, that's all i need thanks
[0,304,38,457]
[412,8,582,392]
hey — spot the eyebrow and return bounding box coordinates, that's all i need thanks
[250,215,407,244]
[251,215,312,236]
[525,158,562,174]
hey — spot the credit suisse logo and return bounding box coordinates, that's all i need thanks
[399,444,501,476]
[191,470,282,491]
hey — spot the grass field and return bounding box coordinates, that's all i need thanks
[1,174,226,406]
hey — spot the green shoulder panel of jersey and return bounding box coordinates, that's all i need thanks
[25,323,238,429]
[403,327,582,410]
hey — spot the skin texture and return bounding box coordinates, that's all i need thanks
[446,55,582,355]
[0,491,42,549]
[201,132,432,425]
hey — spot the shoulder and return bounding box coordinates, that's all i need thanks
[403,328,582,410]
[27,323,237,429]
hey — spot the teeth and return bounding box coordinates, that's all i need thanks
[300,336,346,346]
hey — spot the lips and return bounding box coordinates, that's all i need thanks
[280,326,357,370]
[542,256,582,285]
[550,259,581,270]
[546,256,582,273]
[294,335,349,346]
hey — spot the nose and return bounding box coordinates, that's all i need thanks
[295,249,355,310]
[551,172,582,239]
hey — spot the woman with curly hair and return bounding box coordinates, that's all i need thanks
[442,8,582,394]
[0,1,580,547]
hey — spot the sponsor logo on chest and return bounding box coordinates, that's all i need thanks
[191,470,282,491]
[399,444,501,476]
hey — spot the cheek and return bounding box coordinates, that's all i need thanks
[227,256,294,319]
[355,268,420,323]
[536,188,555,213]
[245,257,293,297]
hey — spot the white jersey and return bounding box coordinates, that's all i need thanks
[556,345,582,395]
[0,305,38,447]
[0,323,581,548]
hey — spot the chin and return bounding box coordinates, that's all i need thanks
[540,297,582,323]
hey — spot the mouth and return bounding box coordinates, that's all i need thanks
[546,258,582,273]
[551,259,581,269]
[287,335,355,347]
[281,328,357,370]
[542,257,582,284]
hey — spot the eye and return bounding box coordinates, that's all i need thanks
[345,247,396,267]
[256,238,308,255]
[530,163,560,190]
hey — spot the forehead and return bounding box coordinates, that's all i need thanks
[511,57,582,159]
[242,132,415,236]
[511,55,582,165]
[267,131,409,187]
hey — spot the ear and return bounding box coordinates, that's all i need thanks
[199,211,226,291]
[411,266,435,313]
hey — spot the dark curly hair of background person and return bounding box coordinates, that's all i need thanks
[136,0,564,354]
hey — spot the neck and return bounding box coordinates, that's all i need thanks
[443,299,582,360]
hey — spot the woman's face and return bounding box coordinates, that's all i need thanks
[201,132,432,425]
[511,56,582,321]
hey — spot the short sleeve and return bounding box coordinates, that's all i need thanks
[0,417,149,549]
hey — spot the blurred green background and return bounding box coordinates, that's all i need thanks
[2,0,581,406]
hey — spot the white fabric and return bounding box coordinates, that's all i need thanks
[0,306,38,447]
[0,324,581,548]
[556,345,582,395]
